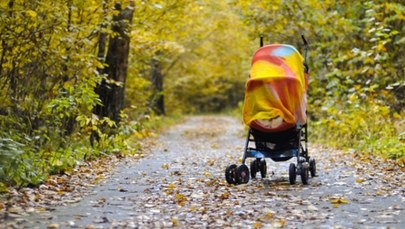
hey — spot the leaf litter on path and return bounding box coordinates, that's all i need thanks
[1,115,404,228]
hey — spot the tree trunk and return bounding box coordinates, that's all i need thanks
[94,3,134,123]
[150,54,165,115]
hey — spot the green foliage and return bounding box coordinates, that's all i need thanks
[234,0,405,160]
[0,0,130,187]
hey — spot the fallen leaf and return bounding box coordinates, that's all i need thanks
[47,223,59,229]
[258,210,275,222]
[172,217,178,226]
[203,171,213,178]
[175,193,187,206]
[172,171,182,176]
[161,163,170,169]
[330,197,349,206]
[207,159,215,166]
[165,183,176,195]
[253,222,263,229]
[272,219,286,228]
[219,191,230,200]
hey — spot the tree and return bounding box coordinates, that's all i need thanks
[0,0,106,185]
[150,51,165,115]
[94,2,134,123]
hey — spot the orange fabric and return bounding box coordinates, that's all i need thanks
[243,44,308,131]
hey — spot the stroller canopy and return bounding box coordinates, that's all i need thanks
[243,44,308,131]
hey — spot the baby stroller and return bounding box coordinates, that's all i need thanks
[225,35,316,185]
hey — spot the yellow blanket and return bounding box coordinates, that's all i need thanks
[243,44,307,130]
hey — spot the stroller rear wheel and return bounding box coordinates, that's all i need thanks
[250,160,258,179]
[225,164,237,185]
[259,159,267,178]
[309,158,316,177]
[289,163,296,184]
[301,162,309,185]
[250,159,266,179]
[235,164,250,184]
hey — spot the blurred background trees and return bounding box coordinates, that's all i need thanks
[233,0,404,160]
[0,0,403,188]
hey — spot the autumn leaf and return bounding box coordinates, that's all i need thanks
[253,222,262,229]
[161,163,170,169]
[171,218,178,226]
[258,210,275,222]
[331,197,349,208]
[219,191,230,200]
[175,193,187,206]
[203,171,213,178]
[47,223,59,229]
[272,219,286,228]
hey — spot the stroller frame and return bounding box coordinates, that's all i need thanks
[243,124,308,164]
[225,35,316,185]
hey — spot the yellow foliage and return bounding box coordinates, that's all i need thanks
[175,193,188,206]
[25,10,37,18]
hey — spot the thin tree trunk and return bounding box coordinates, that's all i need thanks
[150,53,165,115]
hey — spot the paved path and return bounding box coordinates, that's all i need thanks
[7,116,405,228]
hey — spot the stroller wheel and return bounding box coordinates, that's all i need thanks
[235,164,250,184]
[289,163,296,185]
[301,162,309,185]
[250,160,258,179]
[225,164,237,185]
[259,159,267,178]
[309,158,316,177]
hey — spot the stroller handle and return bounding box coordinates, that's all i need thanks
[260,35,264,47]
[301,35,309,73]
[301,35,308,46]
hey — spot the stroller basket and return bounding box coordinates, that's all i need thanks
[251,127,299,151]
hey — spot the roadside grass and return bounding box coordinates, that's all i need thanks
[0,112,184,192]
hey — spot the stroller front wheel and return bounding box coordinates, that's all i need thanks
[235,164,250,184]
[225,164,237,185]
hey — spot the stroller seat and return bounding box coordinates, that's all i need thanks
[251,126,299,151]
